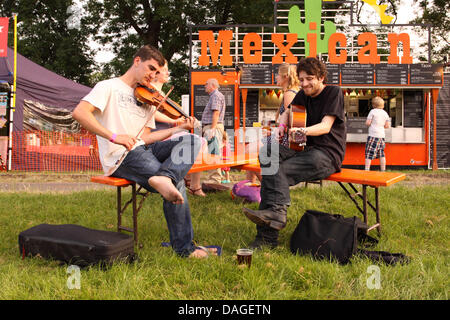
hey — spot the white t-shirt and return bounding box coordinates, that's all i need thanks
[82,78,156,175]
[367,108,390,138]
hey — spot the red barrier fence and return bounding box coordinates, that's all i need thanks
[10,131,102,172]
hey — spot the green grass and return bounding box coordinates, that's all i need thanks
[0,182,448,300]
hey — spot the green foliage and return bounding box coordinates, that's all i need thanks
[410,0,449,62]
[0,0,97,86]
[84,0,273,101]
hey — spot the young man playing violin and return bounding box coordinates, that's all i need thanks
[72,45,217,258]
[242,57,346,250]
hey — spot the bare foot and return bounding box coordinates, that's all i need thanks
[189,247,218,259]
[148,176,184,205]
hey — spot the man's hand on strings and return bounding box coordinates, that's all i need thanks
[289,127,307,144]
[179,117,196,131]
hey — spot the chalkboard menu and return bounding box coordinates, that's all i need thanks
[410,64,443,85]
[346,117,368,134]
[272,64,281,79]
[375,64,408,85]
[193,85,235,129]
[341,64,374,85]
[240,64,272,85]
[240,90,259,127]
[325,64,340,85]
[403,91,423,127]
[433,73,450,168]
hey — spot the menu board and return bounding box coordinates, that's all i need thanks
[325,64,340,85]
[193,85,235,129]
[375,64,408,85]
[341,64,374,85]
[410,64,443,85]
[403,91,423,127]
[433,73,450,168]
[240,64,272,85]
[346,117,368,134]
[272,64,281,79]
[240,90,259,127]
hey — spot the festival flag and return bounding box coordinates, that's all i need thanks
[0,17,9,57]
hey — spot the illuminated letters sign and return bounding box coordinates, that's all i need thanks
[196,0,413,66]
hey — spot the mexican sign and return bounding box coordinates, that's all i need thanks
[193,0,422,66]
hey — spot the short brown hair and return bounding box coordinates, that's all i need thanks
[296,57,328,84]
[133,45,165,67]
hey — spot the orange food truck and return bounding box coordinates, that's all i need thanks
[188,0,448,169]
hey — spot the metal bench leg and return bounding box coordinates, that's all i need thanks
[375,187,381,236]
[116,184,139,244]
[363,185,368,225]
[115,183,150,248]
[132,183,138,245]
[336,182,382,236]
[117,186,122,233]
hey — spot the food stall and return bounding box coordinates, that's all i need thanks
[188,0,446,169]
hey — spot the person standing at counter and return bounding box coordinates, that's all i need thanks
[365,96,390,171]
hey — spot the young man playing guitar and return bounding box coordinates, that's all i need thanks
[72,45,216,258]
[243,57,346,250]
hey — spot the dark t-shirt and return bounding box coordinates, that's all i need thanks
[291,85,346,171]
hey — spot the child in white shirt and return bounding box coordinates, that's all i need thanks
[365,96,390,171]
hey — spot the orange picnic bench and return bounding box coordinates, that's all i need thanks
[91,153,258,245]
[238,161,406,235]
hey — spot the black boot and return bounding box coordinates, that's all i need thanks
[249,225,279,250]
[242,205,288,231]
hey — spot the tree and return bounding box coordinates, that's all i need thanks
[84,0,273,101]
[0,0,96,86]
[411,0,449,62]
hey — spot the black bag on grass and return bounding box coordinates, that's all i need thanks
[19,224,136,267]
[290,210,409,265]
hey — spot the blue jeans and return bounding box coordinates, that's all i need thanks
[111,133,202,257]
[259,144,337,210]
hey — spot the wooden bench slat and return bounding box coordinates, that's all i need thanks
[189,153,258,173]
[326,169,406,187]
[91,175,134,187]
[238,163,405,187]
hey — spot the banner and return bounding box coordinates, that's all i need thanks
[0,17,9,57]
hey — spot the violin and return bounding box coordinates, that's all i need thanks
[134,84,190,120]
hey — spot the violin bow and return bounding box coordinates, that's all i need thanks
[105,86,174,176]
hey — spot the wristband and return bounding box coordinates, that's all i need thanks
[109,133,117,143]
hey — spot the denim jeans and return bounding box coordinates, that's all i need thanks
[111,133,202,257]
[258,144,337,210]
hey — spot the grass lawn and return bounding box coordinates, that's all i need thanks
[0,178,448,300]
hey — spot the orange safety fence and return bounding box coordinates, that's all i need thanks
[10,131,102,172]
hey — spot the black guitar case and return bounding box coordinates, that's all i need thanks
[19,224,136,267]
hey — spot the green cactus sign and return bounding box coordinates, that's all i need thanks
[288,0,337,56]
[196,0,413,66]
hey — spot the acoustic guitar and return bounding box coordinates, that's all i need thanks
[288,104,307,151]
